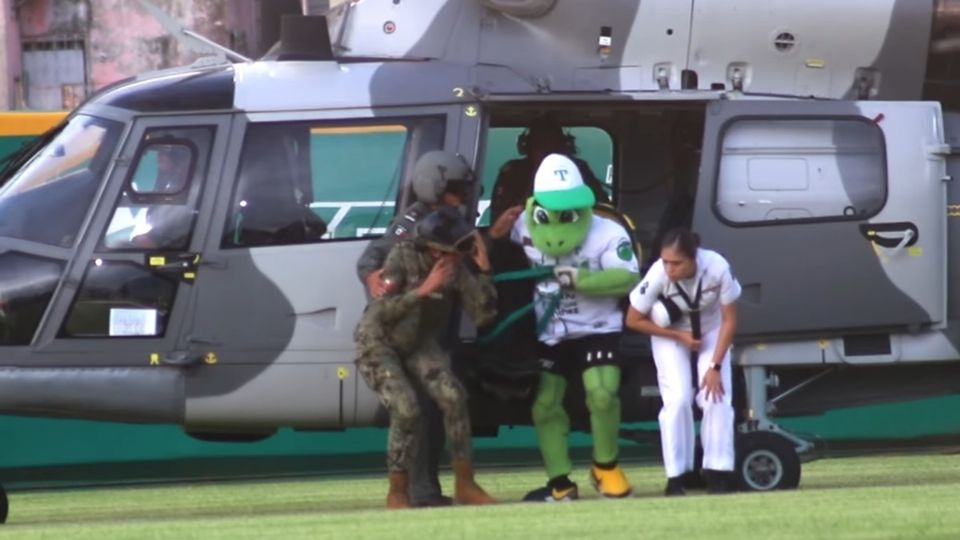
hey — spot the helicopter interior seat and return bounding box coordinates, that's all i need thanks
[227,145,327,248]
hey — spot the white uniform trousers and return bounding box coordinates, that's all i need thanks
[651,326,734,478]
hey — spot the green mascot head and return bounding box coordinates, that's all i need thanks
[526,153,595,257]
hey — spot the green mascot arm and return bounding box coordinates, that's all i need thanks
[573,268,639,297]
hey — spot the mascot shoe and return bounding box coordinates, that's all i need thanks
[590,465,632,498]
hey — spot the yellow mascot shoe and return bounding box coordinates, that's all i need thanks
[591,464,632,498]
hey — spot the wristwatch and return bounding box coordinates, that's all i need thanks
[710,361,722,372]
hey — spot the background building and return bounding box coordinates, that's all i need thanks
[0,0,327,110]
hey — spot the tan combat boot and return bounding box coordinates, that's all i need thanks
[453,459,496,505]
[386,471,411,509]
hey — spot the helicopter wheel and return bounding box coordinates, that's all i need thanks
[735,431,801,491]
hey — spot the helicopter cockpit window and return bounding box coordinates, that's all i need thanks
[715,118,886,224]
[223,118,442,248]
[129,144,192,195]
[102,128,213,251]
[0,115,122,248]
[0,253,65,345]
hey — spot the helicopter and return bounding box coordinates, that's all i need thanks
[2,0,960,512]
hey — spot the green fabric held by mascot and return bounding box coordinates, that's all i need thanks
[492,153,641,502]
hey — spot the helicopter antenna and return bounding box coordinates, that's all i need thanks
[133,0,253,63]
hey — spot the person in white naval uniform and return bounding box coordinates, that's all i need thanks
[625,228,741,495]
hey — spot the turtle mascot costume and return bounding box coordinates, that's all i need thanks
[504,153,641,501]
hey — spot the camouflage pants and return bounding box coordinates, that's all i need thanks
[357,340,473,473]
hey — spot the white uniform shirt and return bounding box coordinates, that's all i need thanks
[629,248,741,334]
[511,214,639,346]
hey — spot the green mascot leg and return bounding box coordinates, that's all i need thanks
[583,365,621,465]
[531,372,572,479]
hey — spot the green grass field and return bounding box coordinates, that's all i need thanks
[2,452,959,539]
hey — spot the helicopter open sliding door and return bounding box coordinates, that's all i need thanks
[182,104,468,431]
[30,114,232,422]
[693,100,947,340]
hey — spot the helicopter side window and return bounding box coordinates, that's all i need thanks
[60,260,178,338]
[222,119,440,248]
[715,118,886,224]
[102,127,214,251]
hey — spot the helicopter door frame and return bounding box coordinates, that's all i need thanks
[33,114,233,368]
[693,99,947,340]
[181,103,470,429]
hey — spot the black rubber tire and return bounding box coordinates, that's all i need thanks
[735,431,801,491]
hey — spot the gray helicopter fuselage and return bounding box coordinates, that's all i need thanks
[1,0,960,444]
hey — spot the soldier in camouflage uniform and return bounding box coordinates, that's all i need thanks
[355,205,498,509]
[355,150,479,507]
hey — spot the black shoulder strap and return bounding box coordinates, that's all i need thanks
[675,277,704,391]
[673,277,703,339]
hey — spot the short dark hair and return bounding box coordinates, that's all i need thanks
[660,227,700,260]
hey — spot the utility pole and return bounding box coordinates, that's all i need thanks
[0,0,10,110]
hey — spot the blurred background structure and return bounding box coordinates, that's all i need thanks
[0,0,332,110]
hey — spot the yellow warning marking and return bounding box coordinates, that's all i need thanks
[465,105,478,117]
[149,353,160,366]
[755,344,767,351]
[193,254,201,265]
[183,272,196,280]
[337,367,350,380]
[204,352,218,365]
[453,87,465,98]
[948,204,960,217]
[909,246,923,257]
[0,111,66,136]
[149,256,166,266]
[819,339,828,350]
[805,58,826,69]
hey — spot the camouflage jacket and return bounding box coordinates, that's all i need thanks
[355,240,498,356]
[355,201,431,285]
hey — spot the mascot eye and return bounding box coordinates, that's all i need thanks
[533,208,550,225]
[558,210,579,224]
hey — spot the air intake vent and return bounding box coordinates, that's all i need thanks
[275,14,335,61]
[773,32,796,53]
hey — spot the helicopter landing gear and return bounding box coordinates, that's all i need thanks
[735,430,802,491]
[735,365,811,491]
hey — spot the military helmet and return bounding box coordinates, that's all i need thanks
[414,206,476,254]
[411,150,475,205]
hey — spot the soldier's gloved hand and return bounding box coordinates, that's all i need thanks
[554,266,579,289]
